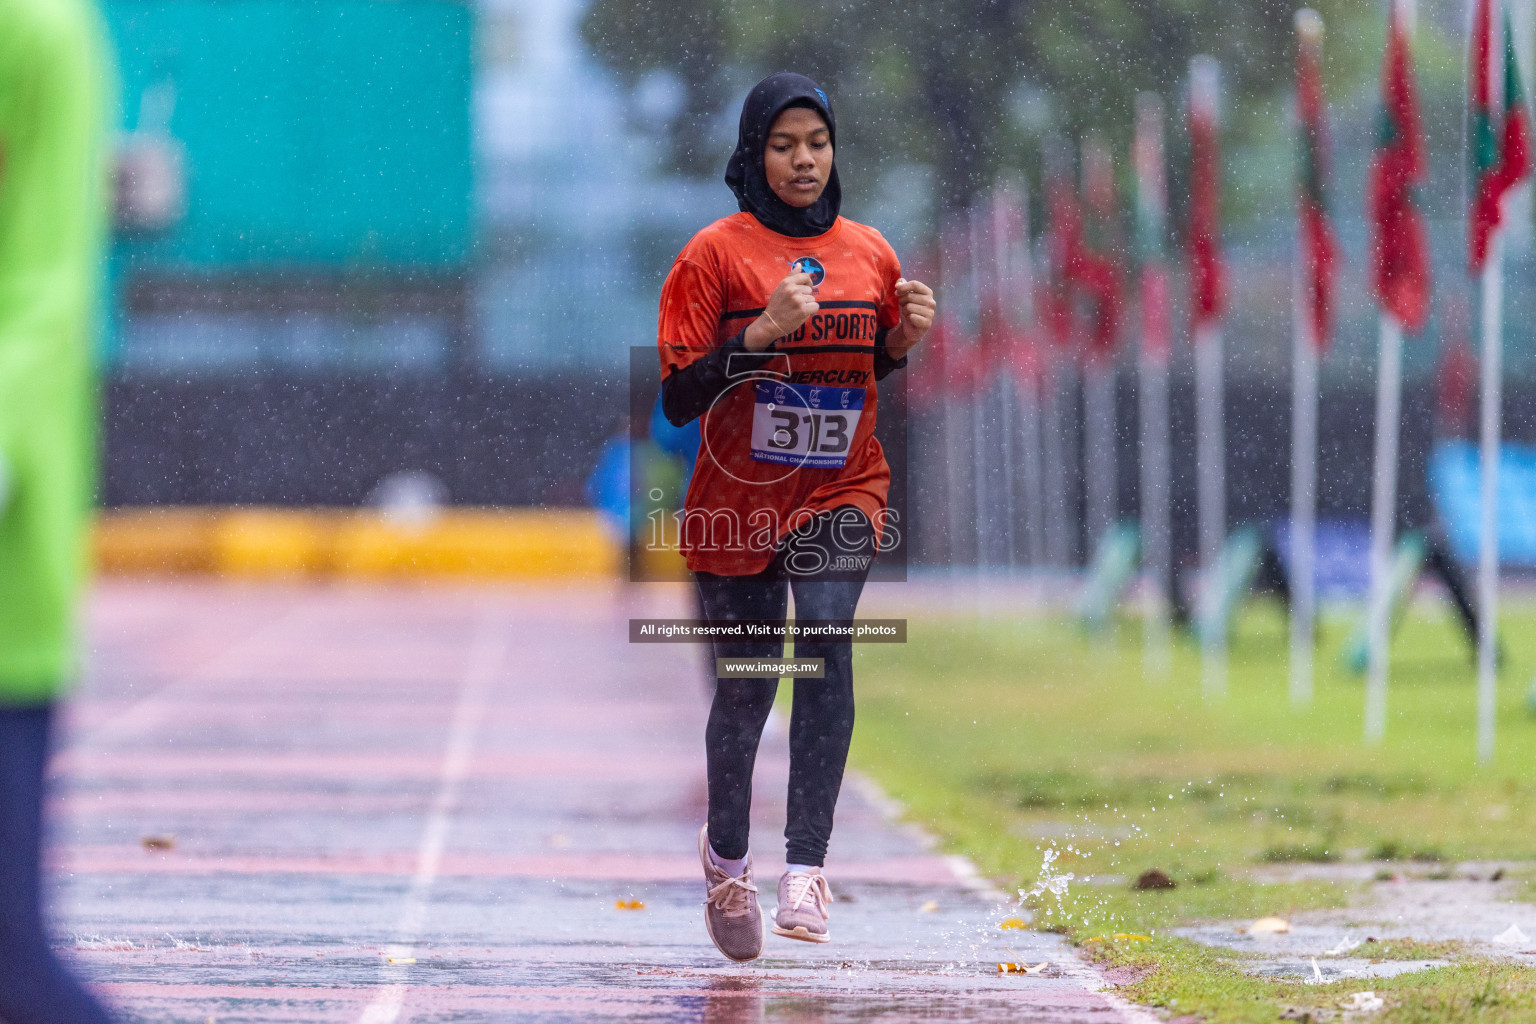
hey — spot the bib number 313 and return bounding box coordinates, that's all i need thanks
[750,381,865,469]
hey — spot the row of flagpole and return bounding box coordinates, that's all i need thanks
[1468,0,1532,760]
[913,0,1531,760]
[1356,0,1531,756]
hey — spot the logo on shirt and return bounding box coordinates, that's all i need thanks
[789,256,826,287]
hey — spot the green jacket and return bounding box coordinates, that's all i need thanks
[0,0,108,704]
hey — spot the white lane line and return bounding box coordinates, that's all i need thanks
[357,612,505,1024]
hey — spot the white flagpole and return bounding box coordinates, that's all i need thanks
[940,231,966,575]
[943,383,965,571]
[1141,332,1172,678]
[1021,367,1047,566]
[1064,358,1083,566]
[1041,144,1076,572]
[1195,324,1226,577]
[1365,312,1403,743]
[1013,189,1048,567]
[993,185,1020,571]
[1135,92,1173,678]
[1190,56,1227,697]
[1366,0,1419,741]
[1085,359,1116,549]
[1043,349,1069,568]
[1474,0,1514,764]
[1082,137,1119,557]
[972,395,988,571]
[999,374,1018,570]
[1477,230,1503,761]
[969,204,988,575]
[1290,9,1326,707]
[1196,320,1227,696]
[1290,272,1321,706]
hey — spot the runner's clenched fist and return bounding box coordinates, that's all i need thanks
[886,278,935,360]
[745,271,819,351]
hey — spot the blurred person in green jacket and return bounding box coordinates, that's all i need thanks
[0,1,117,1021]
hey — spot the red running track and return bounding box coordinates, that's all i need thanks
[44,579,1152,1023]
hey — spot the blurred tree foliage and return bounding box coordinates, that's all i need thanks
[582,0,1384,220]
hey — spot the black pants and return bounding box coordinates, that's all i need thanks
[696,508,874,866]
[0,703,115,1024]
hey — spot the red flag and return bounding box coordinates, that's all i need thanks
[1296,10,1339,349]
[986,184,1039,389]
[1140,264,1171,364]
[937,218,985,399]
[1187,59,1225,329]
[1369,0,1431,330]
[1497,9,1534,212]
[1076,137,1125,359]
[989,184,1031,329]
[1470,2,1534,271]
[1470,0,1501,269]
[1133,92,1172,365]
[1436,298,1477,437]
[1039,171,1081,352]
[1497,9,1534,207]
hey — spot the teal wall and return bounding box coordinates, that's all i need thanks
[106,0,473,271]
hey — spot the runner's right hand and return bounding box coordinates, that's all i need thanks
[745,272,818,351]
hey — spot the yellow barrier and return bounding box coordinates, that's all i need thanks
[94,507,623,581]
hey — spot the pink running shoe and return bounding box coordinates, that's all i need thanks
[772,868,833,942]
[698,826,764,961]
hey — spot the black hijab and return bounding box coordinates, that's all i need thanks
[724,72,841,238]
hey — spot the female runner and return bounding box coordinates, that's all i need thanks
[657,72,935,962]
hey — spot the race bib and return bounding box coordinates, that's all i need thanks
[750,381,865,469]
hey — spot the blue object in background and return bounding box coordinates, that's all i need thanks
[584,436,630,538]
[1429,439,1536,566]
[650,397,700,498]
[1270,518,1373,599]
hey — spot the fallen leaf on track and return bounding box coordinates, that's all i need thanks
[1248,916,1291,934]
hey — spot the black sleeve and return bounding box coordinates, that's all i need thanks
[660,330,782,427]
[873,327,908,381]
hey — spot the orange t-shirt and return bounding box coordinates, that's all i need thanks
[658,213,902,576]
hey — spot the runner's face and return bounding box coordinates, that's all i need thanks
[763,107,831,208]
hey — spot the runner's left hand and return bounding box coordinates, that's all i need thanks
[890,279,935,357]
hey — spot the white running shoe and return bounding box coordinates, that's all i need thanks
[772,868,832,942]
[698,826,764,961]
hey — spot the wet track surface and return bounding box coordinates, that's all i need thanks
[49,580,1151,1023]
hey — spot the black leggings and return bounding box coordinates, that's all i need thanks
[0,703,115,1024]
[696,508,875,866]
